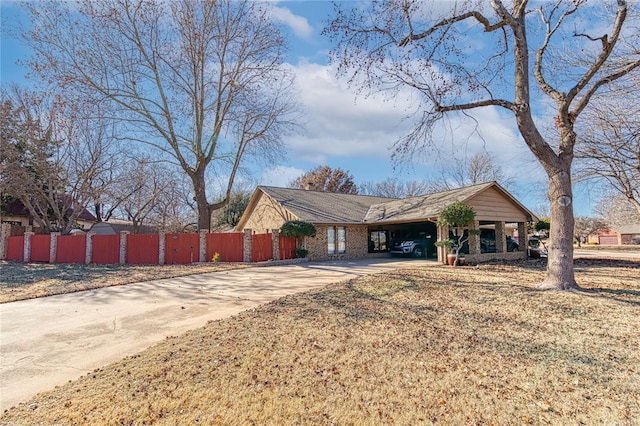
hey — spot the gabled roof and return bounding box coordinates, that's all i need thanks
[256,186,396,224]
[240,182,536,228]
[364,181,536,223]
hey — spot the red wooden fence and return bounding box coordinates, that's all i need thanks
[6,236,23,261]
[207,233,244,262]
[126,234,159,265]
[4,231,293,265]
[279,236,297,260]
[252,233,273,262]
[92,235,120,264]
[165,233,199,265]
[31,235,51,262]
[56,235,86,264]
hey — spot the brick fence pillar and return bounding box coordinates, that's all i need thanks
[0,223,11,260]
[271,229,280,261]
[158,231,166,265]
[49,232,60,263]
[199,229,208,263]
[243,229,252,263]
[85,231,95,264]
[24,231,34,263]
[119,231,129,265]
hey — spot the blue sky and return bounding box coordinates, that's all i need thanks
[1,1,605,217]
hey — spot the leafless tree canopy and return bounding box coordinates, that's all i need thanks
[359,178,430,198]
[576,80,640,215]
[1,87,117,234]
[290,166,358,194]
[326,0,640,289]
[23,0,299,230]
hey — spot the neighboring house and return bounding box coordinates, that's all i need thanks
[0,198,97,231]
[90,219,158,235]
[588,224,640,245]
[236,182,537,263]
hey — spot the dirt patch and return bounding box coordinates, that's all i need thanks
[1,259,638,424]
[0,262,250,303]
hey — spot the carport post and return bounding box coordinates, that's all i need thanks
[518,222,527,251]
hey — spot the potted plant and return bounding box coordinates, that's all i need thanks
[436,201,479,267]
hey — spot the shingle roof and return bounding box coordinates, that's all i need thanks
[614,223,640,234]
[258,186,396,224]
[364,182,496,223]
[251,182,535,226]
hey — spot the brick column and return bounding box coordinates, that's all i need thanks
[518,222,527,251]
[24,231,34,262]
[119,231,129,265]
[199,229,208,263]
[0,223,11,260]
[85,231,95,264]
[49,232,60,263]
[243,229,252,263]
[158,231,166,265]
[495,221,506,253]
[468,220,481,255]
[437,225,448,264]
[272,229,280,261]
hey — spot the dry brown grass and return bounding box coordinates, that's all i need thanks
[0,262,249,303]
[2,258,638,425]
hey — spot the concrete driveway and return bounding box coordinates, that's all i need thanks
[0,258,430,411]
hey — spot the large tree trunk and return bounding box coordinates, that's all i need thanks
[538,168,579,290]
[192,169,213,232]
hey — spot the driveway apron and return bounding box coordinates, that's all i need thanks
[0,258,430,411]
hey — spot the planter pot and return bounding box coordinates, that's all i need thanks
[447,254,466,266]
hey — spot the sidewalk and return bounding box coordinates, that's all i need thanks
[0,258,430,411]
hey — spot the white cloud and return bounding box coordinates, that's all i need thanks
[269,6,313,39]
[260,165,305,187]
[285,62,414,163]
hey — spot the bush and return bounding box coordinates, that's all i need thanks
[295,248,309,258]
[280,221,317,238]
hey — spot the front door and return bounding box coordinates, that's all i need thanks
[368,230,388,253]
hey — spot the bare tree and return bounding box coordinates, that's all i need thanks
[23,0,299,231]
[290,166,358,194]
[359,177,429,198]
[574,216,607,247]
[1,87,116,234]
[326,0,640,290]
[425,152,514,193]
[594,194,640,229]
[576,81,640,215]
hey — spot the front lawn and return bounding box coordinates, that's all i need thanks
[1,259,638,424]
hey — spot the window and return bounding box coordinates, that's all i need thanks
[327,226,346,255]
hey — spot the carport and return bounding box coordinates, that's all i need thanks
[363,182,537,264]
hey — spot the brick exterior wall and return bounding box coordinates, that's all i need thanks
[305,224,369,261]
[240,193,294,233]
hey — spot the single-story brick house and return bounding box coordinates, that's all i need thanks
[236,181,537,263]
[588,224,640,245]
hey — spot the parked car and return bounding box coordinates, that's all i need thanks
[479,229,520,253]
[390,234,434,258]
[528,237,548,258]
